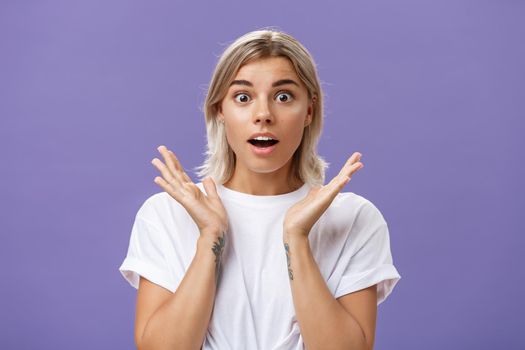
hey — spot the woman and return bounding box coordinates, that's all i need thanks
[119,29,401,350]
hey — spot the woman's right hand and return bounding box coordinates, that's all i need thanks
[151,145,228,240]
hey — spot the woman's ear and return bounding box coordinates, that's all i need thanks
[217,104,224,122]
[304,98,314,127]
[304,113,312,127]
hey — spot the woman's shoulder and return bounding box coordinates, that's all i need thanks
[327,190,387,226]
[331,190,371,212]
[134,183,206,223]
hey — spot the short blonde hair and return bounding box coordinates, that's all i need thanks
[194,28,329,186]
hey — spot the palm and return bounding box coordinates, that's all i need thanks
[284,152,364,237]
[182,184,228,232]
[284,186,333,234]
[151,145,228,236]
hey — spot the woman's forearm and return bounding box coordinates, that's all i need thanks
[283,233,369,350]
[139,232,225,350]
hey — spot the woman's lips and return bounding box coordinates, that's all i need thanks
[248,142,277,156]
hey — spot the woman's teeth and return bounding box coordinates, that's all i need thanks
[248,139,279,147]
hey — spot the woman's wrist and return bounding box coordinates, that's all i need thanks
[199,229,226,245]
[283,229,309,242]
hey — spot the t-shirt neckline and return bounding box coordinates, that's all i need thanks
[217,182,310,206]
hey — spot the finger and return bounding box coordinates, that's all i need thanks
[327,159,354,188]
[168,150,192,183]
[344,160,364,178]
[158,145,179,176]
[324,174,349,197]
[339,153,364,178]
[337,163,363,188]
[181,171,192,183]
[158,146,188,185]
[350,161,364,175]
[151,157,182,187]
[315,176,348,210]
[166,149,182,171]
[154,175,181,198]
[202,177,219,199]
[327,161,362,193]
[339,152,362,176]
[154,146,186,185]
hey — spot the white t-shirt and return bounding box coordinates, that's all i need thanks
[119,182,401,350]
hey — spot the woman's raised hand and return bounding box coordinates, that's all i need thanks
[283,152,364,239]
[151,145,228,240]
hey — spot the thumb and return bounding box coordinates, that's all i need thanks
[202,176,219,199]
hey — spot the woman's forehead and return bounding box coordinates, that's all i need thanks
[234,56,298,80]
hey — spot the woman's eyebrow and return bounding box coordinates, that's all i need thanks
[229,79,300,88]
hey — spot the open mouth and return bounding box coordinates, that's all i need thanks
[247,139,279,148]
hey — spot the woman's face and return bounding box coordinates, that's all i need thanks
[218,56,313,178]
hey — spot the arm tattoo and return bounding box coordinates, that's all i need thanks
[212,232,226,284]
[284,242,293,280]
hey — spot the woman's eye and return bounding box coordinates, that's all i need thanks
[233,92,294,103]
[234,93,250,103]
[276,92,293,102]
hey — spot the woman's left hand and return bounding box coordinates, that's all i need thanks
[283,152,364,239]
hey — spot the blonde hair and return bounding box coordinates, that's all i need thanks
[194,28,329,186]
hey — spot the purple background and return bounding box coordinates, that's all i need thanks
[1,0,523,349]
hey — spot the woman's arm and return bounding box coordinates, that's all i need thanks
[136,232,225,350]
[282,152,374,349]
[284,233,376,350]
[137,145,228,349]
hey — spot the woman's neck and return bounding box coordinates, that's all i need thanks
[222,165,303,196]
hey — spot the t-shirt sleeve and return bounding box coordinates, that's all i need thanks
[334,199,401,305]
[118,213,176,293]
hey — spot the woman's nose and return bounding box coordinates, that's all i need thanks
[253,100,274,124]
